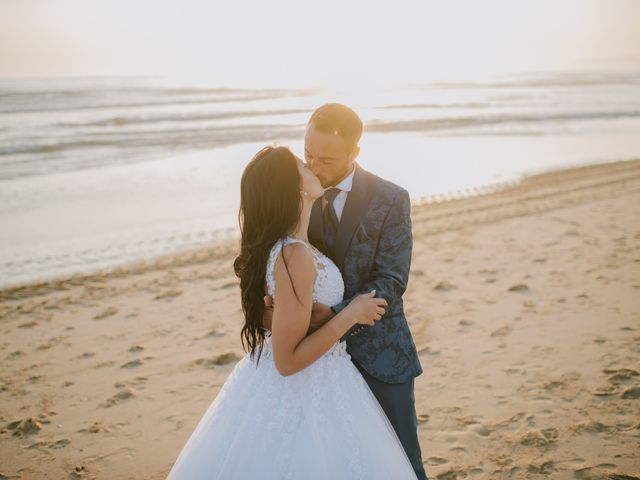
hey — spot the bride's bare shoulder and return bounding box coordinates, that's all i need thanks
[274,241,317,283]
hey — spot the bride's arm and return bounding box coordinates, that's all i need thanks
[271,243,385,376]
[271,243,355,376]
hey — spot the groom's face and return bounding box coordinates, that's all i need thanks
[304,124,357,188]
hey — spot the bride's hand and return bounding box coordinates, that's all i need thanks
[345,290,387,326]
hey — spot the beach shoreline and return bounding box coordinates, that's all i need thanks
[1,156,636,298]
[1,157,639,479]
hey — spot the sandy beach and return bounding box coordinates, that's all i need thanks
[1,158,639,479]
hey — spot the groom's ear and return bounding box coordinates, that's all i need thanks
[349,145,360,161]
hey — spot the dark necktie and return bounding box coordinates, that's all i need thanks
[322,187,341,253]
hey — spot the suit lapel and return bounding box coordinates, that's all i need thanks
[333,162,372,270]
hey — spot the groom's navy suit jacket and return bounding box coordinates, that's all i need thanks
[308,162,423,385]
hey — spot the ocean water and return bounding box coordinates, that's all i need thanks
[1,70,640,288]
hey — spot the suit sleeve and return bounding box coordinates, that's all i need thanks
[332,189,413,342]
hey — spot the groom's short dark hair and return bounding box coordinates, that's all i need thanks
[308,103,363,155]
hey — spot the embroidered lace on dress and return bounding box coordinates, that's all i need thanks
[264,235,348,358]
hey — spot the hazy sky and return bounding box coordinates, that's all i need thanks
[1,0,639,87]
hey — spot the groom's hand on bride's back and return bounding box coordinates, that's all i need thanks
[262,295,333,334]
[308,302,334,334]
[262,295,274,331]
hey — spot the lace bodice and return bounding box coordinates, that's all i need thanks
[266,236,344,307]
[263,235,348,358]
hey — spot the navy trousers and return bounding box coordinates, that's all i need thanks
[353,360,428,480]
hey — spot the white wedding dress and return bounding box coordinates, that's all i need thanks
[167,236,418,479]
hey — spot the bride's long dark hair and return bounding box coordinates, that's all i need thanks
[233,145,303,365]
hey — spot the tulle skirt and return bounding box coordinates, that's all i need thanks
[167,339,418,479]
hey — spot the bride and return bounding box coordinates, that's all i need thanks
[166,145,418,479]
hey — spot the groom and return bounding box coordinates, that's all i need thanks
[265,103,427,480]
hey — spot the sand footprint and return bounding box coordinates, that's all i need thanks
[416,345,440,356]
[120,359,143,368]
[434,467,481,479]
[154,289,183,300]
[508,283,530,293]
[527,461,558,475]
[417,413,430,425]
[474,411,533,439]
[595,368,640,398]
[114,376,147,388]
[621,386,640,399]
[192,352,241,369]
[569,420,619,435]
[603,367,639,385]
[94,360,117,368]
[4,417,44,436]
[204,327,225,338]
[490,325,512,337]
[102,388,136,408]
[593,384,619,396]
[77,420,110,434]
[69,464,90,479]
[519,427,559,447]
[26,438,70,450]
[17,321,38,329]
[36,336,65,350]
[93,307,118,320]
[573,465,633,480]
[433,280,456,291]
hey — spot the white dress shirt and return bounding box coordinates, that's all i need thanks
[324,163,356,222]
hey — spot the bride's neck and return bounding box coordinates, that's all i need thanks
[289,199,314,243]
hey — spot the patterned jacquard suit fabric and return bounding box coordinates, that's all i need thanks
[309,163,423,385]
